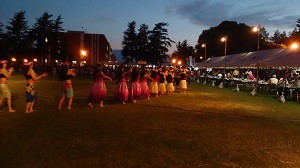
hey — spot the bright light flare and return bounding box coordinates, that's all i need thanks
[33,58,37,62]
[202,44,206,48]
[172,59,176,63]
[177,61,182,65]
[291,43,298,49]
[253,26,259,32]
[23,59,28,63]
[80,50,87,56]
[200,56,203,60]
[11,58,16,62]
[221,37,227,42]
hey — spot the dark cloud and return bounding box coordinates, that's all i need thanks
[166,0,300,30]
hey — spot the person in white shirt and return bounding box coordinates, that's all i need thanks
[267,75,278,85]
[245,69,252,76]
[233,69,239,78]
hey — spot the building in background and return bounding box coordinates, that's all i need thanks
[59,31,116,66]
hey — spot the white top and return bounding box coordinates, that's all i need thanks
[268,77,278,85]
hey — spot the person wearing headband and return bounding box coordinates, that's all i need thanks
[24,61,47,113]
[0,60,16,113]
[58,62,76,110]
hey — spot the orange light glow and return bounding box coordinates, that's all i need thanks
[23,59,28,63]
[291,43,298,49]
[172,59,176,63]
[221,37,226,42]
[11,58,16,62]
[253,26,259,32]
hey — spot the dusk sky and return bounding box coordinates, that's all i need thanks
[1,0,300,53]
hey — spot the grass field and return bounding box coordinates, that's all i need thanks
[1,73,300,167]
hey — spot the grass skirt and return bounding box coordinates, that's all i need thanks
[129,81,142,100]
[150,82,158,94]
[114,81,129,101]
[89,81,106,103]
[140,81,150,98]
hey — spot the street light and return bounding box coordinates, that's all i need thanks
[252,25,261,95]
[172,59,176,63]
[291,43,299,49]
[220,37,227,56]
[80,50,87,57]
[33,58,37,62]
[202,43,206,60]
[252,26,260,51]
[11,58,16,62]
[178,61,182,65]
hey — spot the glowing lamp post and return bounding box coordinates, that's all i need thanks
[220,36,227,84]
[172,59,176,64]
[24,59,28,63]
[177,61,182,66]
[202,43,206,60]
[11,58,16,62]
[33,58,38,62]
[252,26,260,51]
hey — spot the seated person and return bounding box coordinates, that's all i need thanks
[278,78,290,87]
[247,73,255,80]
[233,69,239,78]
[267,75,278,85]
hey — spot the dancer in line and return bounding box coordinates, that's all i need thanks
[88,64,112,107]
[58,62,76,110]
[139,69,153,100]
[158,72,166,96]
[166,73,175,96]
[150,70,159,98]
[129,67,141,104]
[0,60,16,112]
[24,61,47,113]
[114,65,133,104]
[178,71,187,92]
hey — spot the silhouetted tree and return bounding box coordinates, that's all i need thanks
[271,30,287,45]
[148,22,174,65]
[196,21,276,59]
[136,23,150,62]
[121,21,138,63]
[172,40,195,63]
[5,11,29,58]
[296,19,300,32]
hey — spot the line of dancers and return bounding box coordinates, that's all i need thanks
[0,60,188,113]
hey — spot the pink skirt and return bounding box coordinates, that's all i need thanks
[89,81,106,103]
[129,81,142,100]
[114,81,129,101]
[140,81,150,98]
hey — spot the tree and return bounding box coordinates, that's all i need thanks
[5,11,29,57]
[296,19,300,32]
[136,24,150,62]
[271,30,287,45]
[196,21,276,59]
[148,22,174,65]
[121,21,138,63]
[31,12,54,65]
[50,15,64,62]
[172,40,195,63]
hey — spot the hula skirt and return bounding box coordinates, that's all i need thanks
[114,81,129,101]
[25,84,37,102]
[178,80,187,89]
[89,81,106,103]
[166,83,175,92]
[140,81,150,98]
[149,82,158,94]
[0,84,11,99]
[62,82,73,98]
[129,81,142,100]
[158,83,166,93]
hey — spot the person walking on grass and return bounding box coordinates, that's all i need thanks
[0,60,16,113]
[58,62,76,110]
[88,64,112,108]
[24,61,47,113]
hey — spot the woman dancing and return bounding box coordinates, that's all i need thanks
[114,65,133,104]
[58,62,76,110]
[166,73,175,96]
[129,67,141,104]
[88,64,112,107]
[0,60,16,112]
[150,70,159,98]
[24,61,47,113]
[139,69,153,100]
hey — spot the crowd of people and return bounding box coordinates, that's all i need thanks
[0,60,193,113]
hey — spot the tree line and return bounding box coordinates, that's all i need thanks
[122,20,300,64]
[0,11,64,65]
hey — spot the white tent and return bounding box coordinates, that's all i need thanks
[195,48,300,68]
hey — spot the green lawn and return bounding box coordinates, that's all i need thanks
[1,73,300,167]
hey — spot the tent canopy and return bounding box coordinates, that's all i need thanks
[195,48,300,69]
